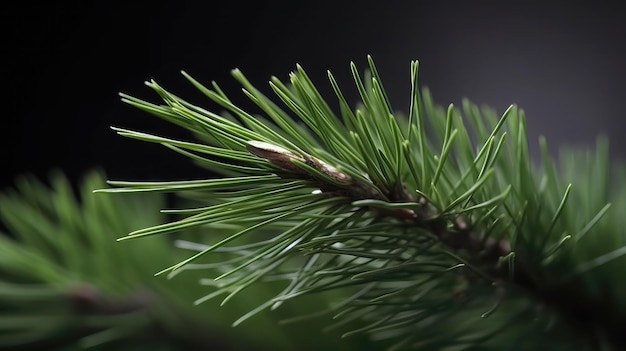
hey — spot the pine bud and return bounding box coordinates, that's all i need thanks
[246,141,352,185]
[246,141,304,172]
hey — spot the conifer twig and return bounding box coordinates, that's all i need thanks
[101,56,626,350]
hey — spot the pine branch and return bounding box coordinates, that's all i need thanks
[1,171,369,350]
[102,56,626,350]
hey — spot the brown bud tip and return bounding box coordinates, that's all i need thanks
[246,140,304,171]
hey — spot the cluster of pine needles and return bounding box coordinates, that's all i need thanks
[1,56,625,350]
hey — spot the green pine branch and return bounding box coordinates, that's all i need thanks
[97,56,626,350]
[2,57,626,350]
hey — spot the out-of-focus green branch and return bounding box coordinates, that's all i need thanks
[0,171,370,350]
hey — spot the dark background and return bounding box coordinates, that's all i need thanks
[3,1,625,188]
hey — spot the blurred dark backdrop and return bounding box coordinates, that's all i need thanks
[3,1,625,188]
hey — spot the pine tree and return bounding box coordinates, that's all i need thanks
[1,57,624,350]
